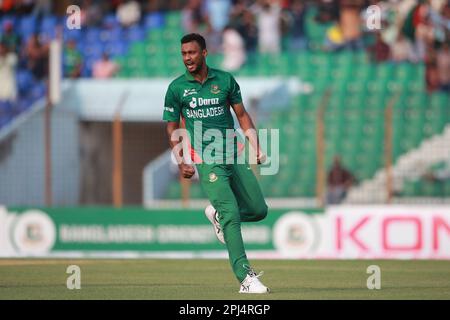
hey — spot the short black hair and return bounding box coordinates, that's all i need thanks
[181,33,207,50]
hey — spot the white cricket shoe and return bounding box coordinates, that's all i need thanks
[239,270,270,294]
[205,205,225,244]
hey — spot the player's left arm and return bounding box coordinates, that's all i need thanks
[231,102,266,164]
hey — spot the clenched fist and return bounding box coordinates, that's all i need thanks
[179,163,195,179]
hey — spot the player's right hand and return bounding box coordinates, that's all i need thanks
[257,151,267,165]
[179,163,195,179]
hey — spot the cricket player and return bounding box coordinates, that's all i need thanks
[163,33,270,294]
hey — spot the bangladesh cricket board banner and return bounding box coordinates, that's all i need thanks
[0,205,449,259]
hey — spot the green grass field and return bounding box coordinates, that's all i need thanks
[0,259,449,300]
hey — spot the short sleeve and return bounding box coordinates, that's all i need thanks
[228,75,243,105]
[163,85,181,122]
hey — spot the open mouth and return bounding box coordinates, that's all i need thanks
[185,62,195,71]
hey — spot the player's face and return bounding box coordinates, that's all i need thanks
[181,41,207,73]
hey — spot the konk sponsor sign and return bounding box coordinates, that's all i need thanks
[327,206,450,259]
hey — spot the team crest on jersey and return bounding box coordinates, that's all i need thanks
[210,84,220,94]
[208,172,218,182]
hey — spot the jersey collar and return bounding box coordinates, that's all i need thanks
[184,66,216,82]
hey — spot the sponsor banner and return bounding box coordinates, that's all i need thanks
[0,207,320,257]
[0,206,449,259]
[327,205,450,259]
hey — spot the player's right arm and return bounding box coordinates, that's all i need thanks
[163,85,195,179]
[166,121,195,178]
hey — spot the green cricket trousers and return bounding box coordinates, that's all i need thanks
[196,162,268,282]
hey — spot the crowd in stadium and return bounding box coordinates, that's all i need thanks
[0,0,449,127]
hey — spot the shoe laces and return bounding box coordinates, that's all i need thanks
[243,265,264,282]
[249,269,264,278]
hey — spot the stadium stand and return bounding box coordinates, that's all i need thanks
[1,0,449,202]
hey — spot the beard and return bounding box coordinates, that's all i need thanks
[187,58,205,74]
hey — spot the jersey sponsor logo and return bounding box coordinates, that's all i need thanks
[210,84,220,94]
[188,97,220,109]
[198,97,220,106]
[186,106,225,118]
[183,89,197,97]
[164,106,174,113]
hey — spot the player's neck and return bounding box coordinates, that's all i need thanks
[190,64,209,84]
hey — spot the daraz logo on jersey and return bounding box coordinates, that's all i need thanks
[188,97,220,109]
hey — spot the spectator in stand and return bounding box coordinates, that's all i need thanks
[81,0,104,27]
[182,0,209,34]
[252,0,282,54]
[339,0,364,51]
[205,0,231,33]
[436,41,450,92]
[204,0,232,53]
[0,42,17,103]
[92,53,119,78]
[316,0,339,23]
[390,32,415,63]
[326,155,355,205]
[230,2,258,54]
[1,20,20,53]
[413,2,435,62]
[240,9,259,54]
[222,25,246,71]
[117,0,141,27]
[32,0,52,19]
[428,0,448,44]
[324,23,345,51]
[425,44,441,93]
[24,34,49,80]
[0,0,15,13]
[367,31,390,63]
[144,0,175,12]
[229,0,246,26]
[287,0,308,51]
[64,40,83,79]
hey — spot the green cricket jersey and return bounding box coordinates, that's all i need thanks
[163,67,243,163]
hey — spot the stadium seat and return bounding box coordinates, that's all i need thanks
[125,25,145,42]
[16,70,34,95]
[105,40,128,56]
[103,14,120,28]
[107,27,125,42]
[85,28,101,43]
[29,82,46,100]
[144,12,165,30]
[63,27,82,42]
[164,12,182,29]
[18,16,36,38]
[39,16,57,38]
